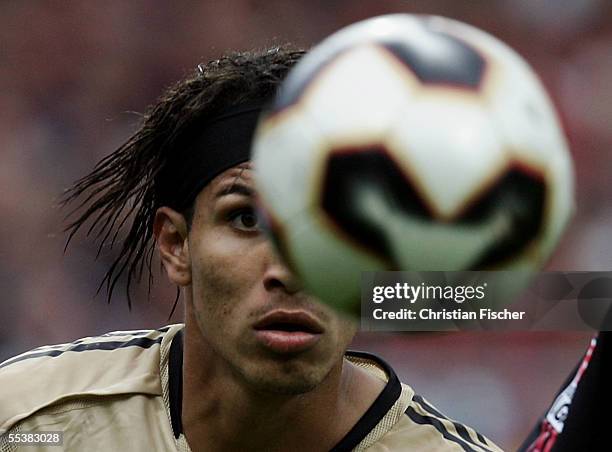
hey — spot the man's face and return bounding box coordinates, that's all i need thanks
[185,163,356,394]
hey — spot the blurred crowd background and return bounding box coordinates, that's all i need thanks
[1,1,611,449]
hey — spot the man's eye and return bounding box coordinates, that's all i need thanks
[229,209,260,231]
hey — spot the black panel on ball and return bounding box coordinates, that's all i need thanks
[321,148,545,269]
[321,147,431,264]
[467,168,545,268]
[381,30,485,88]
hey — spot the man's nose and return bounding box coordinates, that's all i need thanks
[262,249,303,294]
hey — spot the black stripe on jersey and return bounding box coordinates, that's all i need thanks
[413,395,493,451]
[476,431,488,446]
[405,406,482,452]
[0,336,163,370]
[330,351,402,452]
[169,329,184,439]
[21,327,172,354]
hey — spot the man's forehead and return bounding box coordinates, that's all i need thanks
[210,162,254,191]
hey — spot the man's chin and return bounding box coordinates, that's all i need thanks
[241,361,333,396]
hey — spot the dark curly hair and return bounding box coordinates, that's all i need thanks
[62,46,305,309]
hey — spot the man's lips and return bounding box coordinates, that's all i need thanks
[252,311,324,354]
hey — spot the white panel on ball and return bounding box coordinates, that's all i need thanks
[389,97,507,219]
[303,45,416,146]
[253,109,330,222]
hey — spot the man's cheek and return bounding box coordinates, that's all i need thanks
[206,232,252,256]
[195,259,243,317]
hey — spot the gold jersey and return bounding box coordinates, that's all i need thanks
[0,325,502,451]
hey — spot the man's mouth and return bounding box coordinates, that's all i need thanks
[253,311,324,354]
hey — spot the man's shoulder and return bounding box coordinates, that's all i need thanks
[0,324,184,434]
[345,351,503,451]
[377,391,504,451]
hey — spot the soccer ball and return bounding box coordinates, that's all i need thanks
[252,14,574,315]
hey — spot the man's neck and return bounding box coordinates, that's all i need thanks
[180,318,385,452]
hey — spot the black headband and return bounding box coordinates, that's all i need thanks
[158,99,267,211]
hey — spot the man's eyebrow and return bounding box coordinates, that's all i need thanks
[214,183,254,199]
